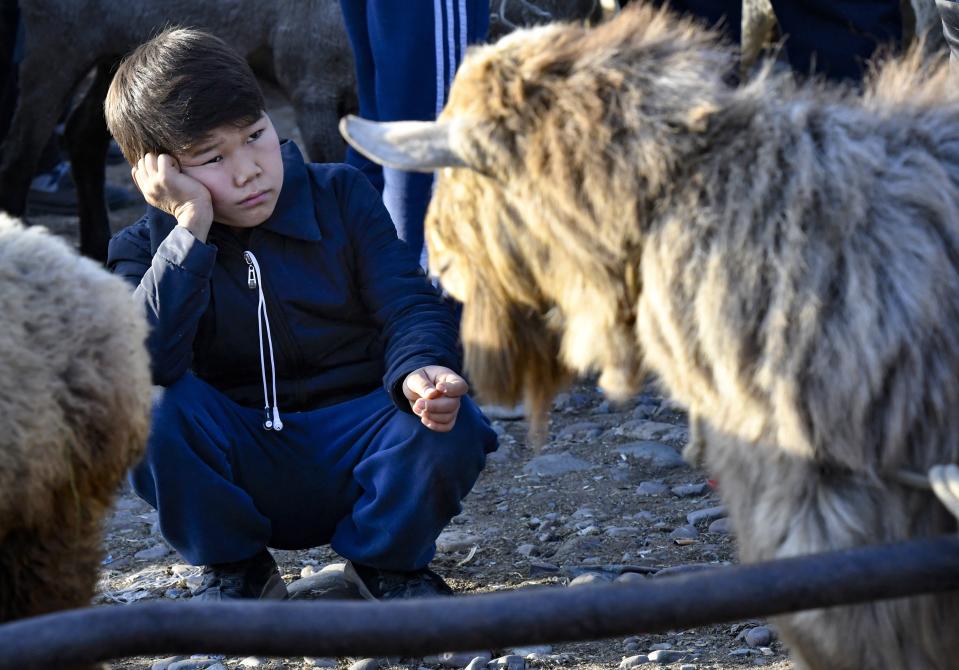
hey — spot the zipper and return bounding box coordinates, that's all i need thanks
[234,234,307,409]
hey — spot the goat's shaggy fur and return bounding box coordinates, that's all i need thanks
[0,213,151,626]
[421,6,959,668]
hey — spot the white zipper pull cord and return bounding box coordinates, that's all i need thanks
[243,251,283,431]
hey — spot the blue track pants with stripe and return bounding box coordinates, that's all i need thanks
[339,1,489,263]
[131,374,498,569]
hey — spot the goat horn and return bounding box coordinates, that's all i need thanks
[339,116,468,172]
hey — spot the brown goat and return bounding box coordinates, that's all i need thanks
[341,5,959,668]
[0,213,151,642]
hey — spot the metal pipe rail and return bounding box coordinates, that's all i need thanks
[2,535,959,669]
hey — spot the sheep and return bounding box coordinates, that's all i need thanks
[340,5,959,668]
[0,0,356,262]
[0,212,151,634]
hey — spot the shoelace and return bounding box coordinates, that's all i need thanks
[243,250,283,431]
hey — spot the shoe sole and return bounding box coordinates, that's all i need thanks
[259,573,290,600]
[341,561,378,601]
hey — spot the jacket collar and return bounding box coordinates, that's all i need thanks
[253,140,322,242]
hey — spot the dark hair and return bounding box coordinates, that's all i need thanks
[105,27,265,163]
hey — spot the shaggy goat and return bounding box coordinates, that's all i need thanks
[0,213,151,632]
[0,0,355,262]
[341,5,959,669]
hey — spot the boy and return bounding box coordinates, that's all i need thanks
[105,28,497,601]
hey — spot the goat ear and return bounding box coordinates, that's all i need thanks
[338,115,468,172]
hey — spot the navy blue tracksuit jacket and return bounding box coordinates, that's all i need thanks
[108,140,460,413]
[106,141,496,569]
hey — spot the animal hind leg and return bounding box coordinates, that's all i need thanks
[64,61,116,263]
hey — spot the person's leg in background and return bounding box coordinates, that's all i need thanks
[770,0,903,82]
[339,0,385,193]
[339,1,489,264]
[648,0,742,43]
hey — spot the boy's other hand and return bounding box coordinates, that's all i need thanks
[132,153,214,241]
[403,365,468,432]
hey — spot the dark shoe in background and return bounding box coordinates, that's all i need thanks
[938,0,959,66]
[344,561,455,600]
[193,548,288,601]
[26,160,136,215]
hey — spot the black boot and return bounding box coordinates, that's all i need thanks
[194,548,288,601]
[343,561,454,600]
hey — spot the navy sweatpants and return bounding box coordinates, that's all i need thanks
[339,1,489,263]
[131,374,498,569]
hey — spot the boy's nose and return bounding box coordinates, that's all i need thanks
[235,159,262,186]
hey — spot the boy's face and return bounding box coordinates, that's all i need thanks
[177,113,284,229]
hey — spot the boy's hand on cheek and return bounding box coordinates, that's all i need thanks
[132,153,214,241]
[403,366,468,432]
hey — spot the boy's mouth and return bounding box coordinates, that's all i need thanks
[239,190,271,207]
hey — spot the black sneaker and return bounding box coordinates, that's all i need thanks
[25,161,137,215]
[343,561,455,600]
[193,548,288,601]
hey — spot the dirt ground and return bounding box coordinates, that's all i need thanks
[25,86,794,670]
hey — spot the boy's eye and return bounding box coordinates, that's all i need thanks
[248,129,264,142]
[202,155,223,165]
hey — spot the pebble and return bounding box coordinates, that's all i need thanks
[708,518,732,535]
[671,483,708,498]
[348,658,398,670]
[436,529,481,553]
[668,525,699,541]
[287,563,361,599]
[168,660,216,670]
[648,649,684,663]
[150,656,184,670]
[569,572,612,587]
[680,665,698,670]
[654,563,720,578]
[557,421,603,440]
[134,543,172,560]
[571,506,597,519]
[624,642,641,652]
[206,665,228,670]
[303,659,338,668]
[729,648,758,657]
[466,657,490,670]
[425,651,491,667]
[522,452,595,477]
[488,654,526,670]
[612,420,690,443]
[616,442,687,470]
[151,658,185,670]
[744,626,773,648]
[510,645,552,657]
[618,655,649,669]
[686,506,727,526]
[239,658,263,667]
[516,543,536,557]
[615,572,646,585]
[528,560,560,577]
[649,643,672,651]
[636,481,670,496]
